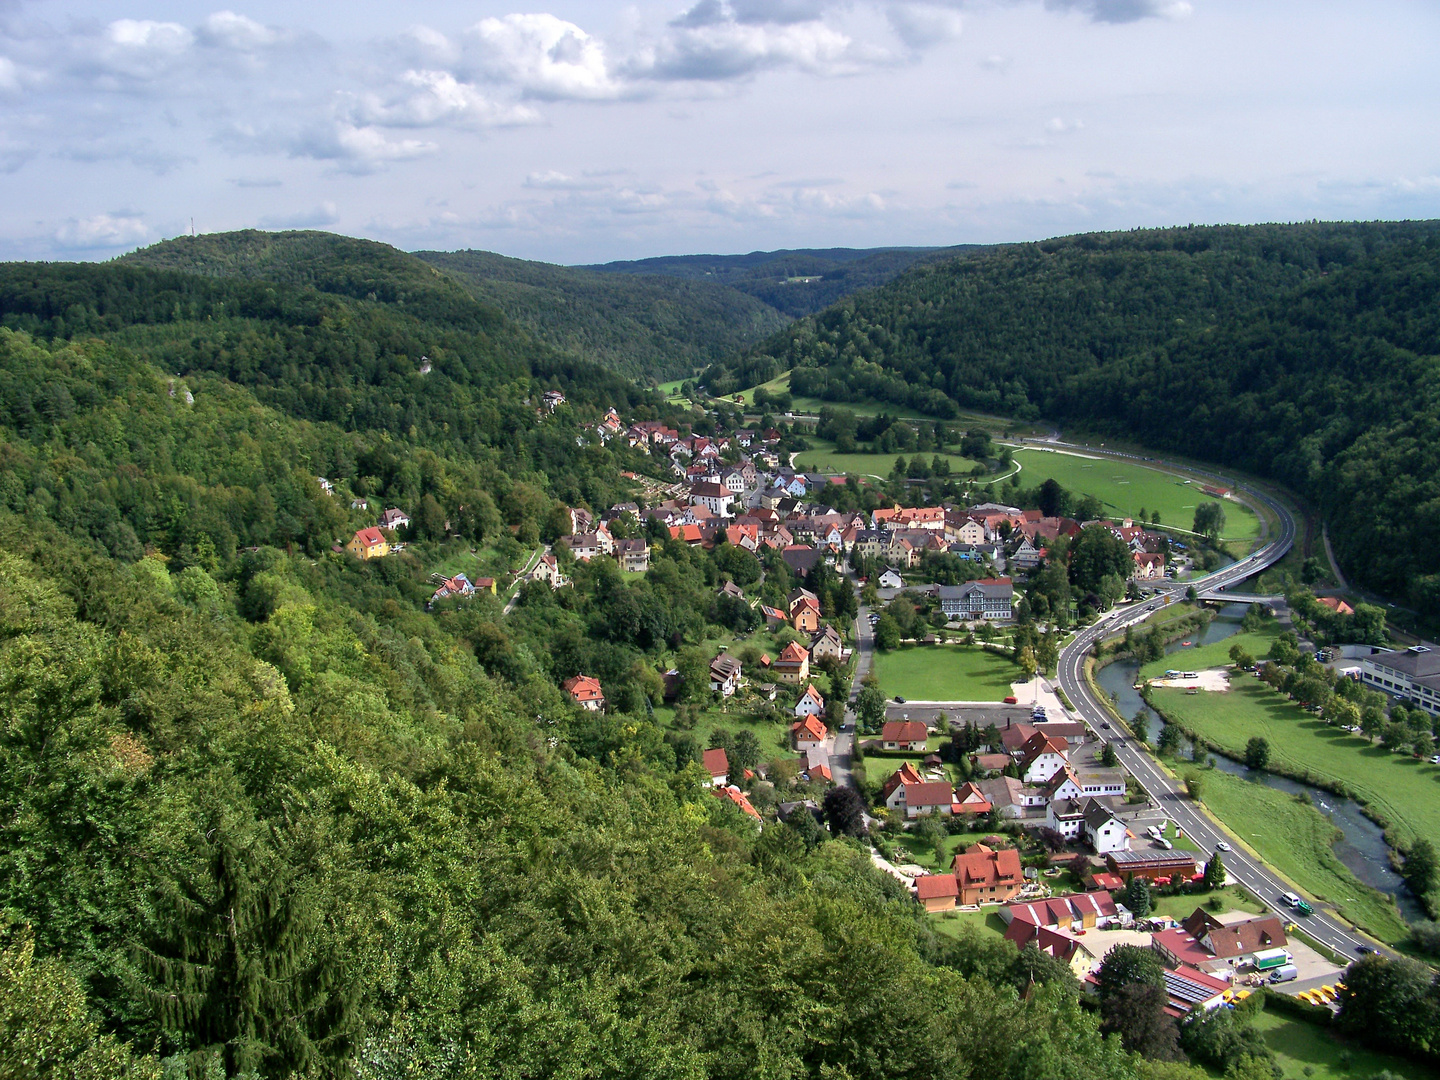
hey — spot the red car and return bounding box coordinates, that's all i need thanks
[1003,696,1018,704]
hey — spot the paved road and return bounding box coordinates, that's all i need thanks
[1054,467,1387,958]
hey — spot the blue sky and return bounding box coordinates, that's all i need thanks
[1,1,1437,262]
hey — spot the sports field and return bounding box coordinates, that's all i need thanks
[1010,447,1261,540]
[1195,769,1409,943]
[1150,679,1440,854]
[794,439,982,478]
[871,644,1019,701]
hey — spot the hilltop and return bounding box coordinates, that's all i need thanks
[703,220,1440,606]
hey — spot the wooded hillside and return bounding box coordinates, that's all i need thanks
[703,221,1440,606]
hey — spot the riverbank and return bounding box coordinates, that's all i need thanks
[1197,769,1410,943]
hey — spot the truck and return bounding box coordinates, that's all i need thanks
[1253,948,1292,972]
[1268,964,1300,983]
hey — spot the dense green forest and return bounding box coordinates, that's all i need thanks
[585,245,980,318]
[413,248,787,381]
[0,240,1216,1078]
[703,221,1440,606]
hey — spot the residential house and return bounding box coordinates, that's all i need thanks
[788,597,821,634]
[562,675,605,711]
[970,752,1012,774]
[809,625,844,663]
[702,747,730,786]
[715,784,762,823]
[316,477,334,494]
[951,782,993,815]
[772,641,811,685]
[474,577,496,594]
[1018,732,1071,784]
[531,553,567,588]
[977,775,1047,818]
[936,578,1014,621]
[1003,923,1100,977]
[429,573,475,606]
[347,527,389,560]
[379,508,411,532]
[1001,891,1119,934]
[350,497,370,511]
[760,604,788,629]
[780,545,823,579]
[569,507,594,535]
[1317,596,1355,616]
[877,567,904,589]
[710,654,743,697]
[887,780,955,819]
[953,517,989,546]
[1175,910,1288,970]
[798,744,832,784]
[791,714,828,751]
[615,538,650,573]
[1082,799,1130,853]
[915,874,960,913]
[794,684,826,719]
[542,390,566,411]
[881,720,929,752]
[1133,552,1166,580]
[952,844,1025,905]
[719,580,746,599]
[1010,538,1043,571]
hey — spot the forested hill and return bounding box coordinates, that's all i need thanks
[414,247,788,381]
[584,245,982,318]
[703,221,1440,606]
[0,244,1197,1078]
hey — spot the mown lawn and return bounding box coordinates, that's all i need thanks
[1250,1010,1433,1080]
[929,908,1009,939]
[1151,679,1440,855]
[1150,886,1266,920]
[1009,448,1261,540]
[872,644,1020,701]
[1139,625,1282,679]
[651,704,795,764]
[891,830,993,870]
[1193,769,1409,944]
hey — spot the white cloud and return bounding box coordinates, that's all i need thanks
[198,11,280,51]
[629,15,860,81]
[350,70,541,128]
[887,4,965,50]
[1045,116,1084,133]
[465,14,621,100]
[81,19,194,83]
[524,170,611,190]
[54,211,149,249]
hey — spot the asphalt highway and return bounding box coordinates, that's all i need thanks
[1053,461,1387,958]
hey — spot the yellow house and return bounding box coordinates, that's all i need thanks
[347,527,389,560]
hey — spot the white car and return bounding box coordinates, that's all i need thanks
[1215,842,1232,852]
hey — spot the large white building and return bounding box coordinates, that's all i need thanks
[1360,644,1440,715]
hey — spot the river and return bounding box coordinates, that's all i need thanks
[1095,602,1426,924]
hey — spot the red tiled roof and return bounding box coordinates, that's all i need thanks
[915,874,959,901]
[792,715,828,742]
[702,747,729,778]
[903,781,955,807]
[352,526,386,548]
[562,675,604,704]
[881,720,928,744]
[954,844,1024,888]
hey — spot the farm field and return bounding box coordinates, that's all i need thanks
[872,644,1020,702]
[1150,678,1440,855]
[1191,769,1409,943]
[1250,1010,1432,1080]
[1008,447,1262,541]
[1139,625,1282,679]
[794,438,983,478]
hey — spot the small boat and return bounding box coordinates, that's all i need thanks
[1181,641,1192,646]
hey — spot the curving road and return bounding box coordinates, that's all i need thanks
[1053,459,1386,957]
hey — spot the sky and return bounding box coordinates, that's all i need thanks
[1,0,1437,263]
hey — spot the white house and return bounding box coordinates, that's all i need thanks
[878,568,904,589]
[1082,800,1130,854]
[794,684,826,719]
[689,482,735,518]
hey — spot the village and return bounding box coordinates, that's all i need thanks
[328,399,1359,1025]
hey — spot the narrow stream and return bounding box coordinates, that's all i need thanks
[1095,602,1425,924]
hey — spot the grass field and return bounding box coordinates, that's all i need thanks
[652,704,795,763]
[1150,886,1265,920]
[1193,769,1409,943]
[929,908,1009,939]
[872,644,1020,701]
[1250,1010,1432,1080]
[794,438,984,478]
[1009,448,1262,541]
[1139,625,1282,679]
[1150,678,1440,855]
